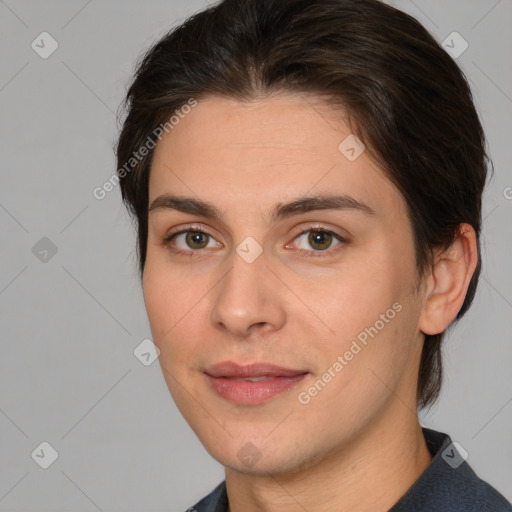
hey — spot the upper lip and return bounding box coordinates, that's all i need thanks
[205,361,308,378]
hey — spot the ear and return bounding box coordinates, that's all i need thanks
[419,223,479,336]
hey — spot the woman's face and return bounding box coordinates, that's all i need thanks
[143,93,426,474]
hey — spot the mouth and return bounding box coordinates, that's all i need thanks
[205,361,309,405]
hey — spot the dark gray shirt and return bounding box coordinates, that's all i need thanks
[186,428,511,511]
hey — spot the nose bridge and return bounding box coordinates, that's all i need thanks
[210,245,285,336]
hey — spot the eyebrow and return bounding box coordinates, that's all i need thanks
[148,193,375,222]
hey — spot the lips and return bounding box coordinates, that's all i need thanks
[205,361,308,405]
[206,361,307,378]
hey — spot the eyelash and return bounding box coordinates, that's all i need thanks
[163,224,347,258]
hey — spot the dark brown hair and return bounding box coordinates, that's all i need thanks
[115,0,490,408]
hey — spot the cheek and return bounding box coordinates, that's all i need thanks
[299,305,418,433]
[142,260,202,361]
[142,265,174,340]
[143,263,206,412]
[294,259,400,347]
[300,249,419,387]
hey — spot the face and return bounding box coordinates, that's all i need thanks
[143,93,426,475]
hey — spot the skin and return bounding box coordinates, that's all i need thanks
[143,93,478,512]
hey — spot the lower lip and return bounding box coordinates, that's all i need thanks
[206,374,307,405]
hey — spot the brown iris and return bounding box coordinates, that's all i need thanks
[186,231,209,249]
[307,230,333,250]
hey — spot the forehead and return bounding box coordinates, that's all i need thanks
[149,93,404,221]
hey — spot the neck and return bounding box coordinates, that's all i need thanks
[225,405,432,512]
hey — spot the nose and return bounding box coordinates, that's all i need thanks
[210,248,286,339]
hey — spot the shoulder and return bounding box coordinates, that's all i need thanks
[390,428,512,512]
[184,481,227,512]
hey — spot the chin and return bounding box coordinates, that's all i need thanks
[197,429,322,477]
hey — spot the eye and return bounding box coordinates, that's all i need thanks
[163,225,346,258]
[291,228,345,254]
[164,227,222,253]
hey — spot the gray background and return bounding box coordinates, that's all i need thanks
[0,0,511,510]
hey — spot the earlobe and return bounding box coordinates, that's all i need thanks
[419,224,479,336]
